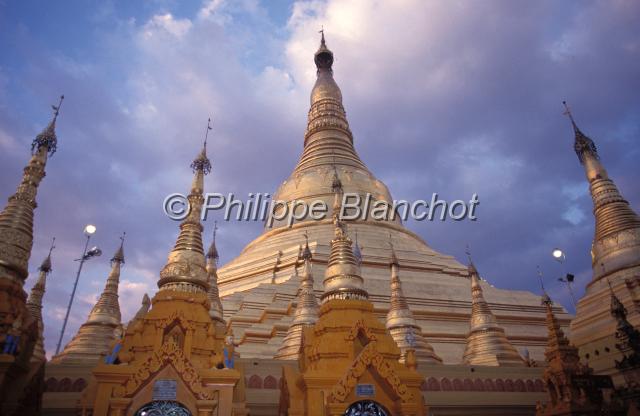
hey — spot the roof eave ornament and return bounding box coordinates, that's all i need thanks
[32,95,64,157]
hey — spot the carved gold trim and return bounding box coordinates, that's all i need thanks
[329,341,412,403]
[113,340,215,400]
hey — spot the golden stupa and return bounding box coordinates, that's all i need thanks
[0,31,636,416]
[217,34,559,367]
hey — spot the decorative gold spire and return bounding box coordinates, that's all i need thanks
[206,222,224,324]
[294,32,364,173]
[537,293,606,415]
[321,173,368,302]
[131,293,150,324]
[563,101,640,281]
[0,95,63,285]
[462,250,525,366]
[52,235,124,362]
[267,32,397,230]
[26,238,55,363]
[386,240,442,364]
[158,119,213,293]
[275,238,319,360]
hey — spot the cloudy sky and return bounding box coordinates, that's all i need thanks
[1,0,639,357]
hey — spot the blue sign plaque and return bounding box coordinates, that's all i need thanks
[152,379,177,401]
[356,384,375,397]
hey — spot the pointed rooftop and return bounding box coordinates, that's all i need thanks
[275,239,319,360]
[26,238,55,363]
[158,119,213,294]
[0,95,63,284]
[462,256,525,366]
[206,222,224,324]
[386,240,442,364]
[53,236,125,363]
[321,174,368,302]
[563,101,640,281]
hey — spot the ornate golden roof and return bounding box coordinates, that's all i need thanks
[52,239,124,363]
[563,101,640,281]
[462,262,525,366]
[386,243,442,364]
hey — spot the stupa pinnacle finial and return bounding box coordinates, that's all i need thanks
[111,232,126,265]
[465,244,478,276]
[191,117,213,175]
[39,237,56,273]
[563,100,599,164]
[204,117,212,149]
[301,231,312,260]
[389,234,399,267]
[32,94,64,156]
[314,27,333,72]
[537,266,552,305]
[207,221,220,263]
[353,230,363,265]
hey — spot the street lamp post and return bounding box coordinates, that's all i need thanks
[552,248,577,309]
[55,225,101,355]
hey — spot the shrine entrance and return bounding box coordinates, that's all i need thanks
[344,400,389,416]
[134,400,192,416]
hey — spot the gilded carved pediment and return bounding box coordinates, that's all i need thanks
[113,340,215,400]
[345,319,377,343]
[329,341,412,404]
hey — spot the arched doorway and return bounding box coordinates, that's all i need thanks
[344,400,389,416]
[134,401,191,416]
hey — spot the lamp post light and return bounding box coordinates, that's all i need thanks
[552,248,577,309]
[55,224,101,355]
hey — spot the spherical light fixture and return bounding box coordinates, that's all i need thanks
[84,224,97,235]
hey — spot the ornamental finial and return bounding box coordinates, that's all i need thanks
[537,266,552,305]
[111,232,126,265]
[207,221,219,262]
[39,237,56,273]
[465,244,478,277]
[32,94,64,156]
[301,231,312,260]
[389,233,398,267]
[191,117,213,174]
[562,101,577,132]
[204,117,213,150]
[563,100,599,164]
[314,27,333,71]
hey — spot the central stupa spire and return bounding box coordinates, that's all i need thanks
[295,32,365,173]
